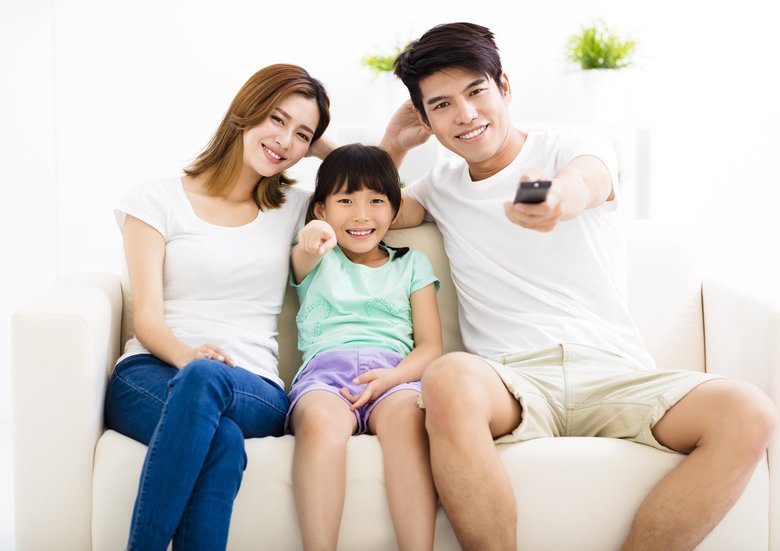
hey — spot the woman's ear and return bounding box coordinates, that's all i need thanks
[313,202,326,220]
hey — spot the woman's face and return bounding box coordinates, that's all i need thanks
[242,93,320,178]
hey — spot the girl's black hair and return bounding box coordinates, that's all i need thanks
[307,143,408,259]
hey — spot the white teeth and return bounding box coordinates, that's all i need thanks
[347,229,373,236]
[458,126,486,140]
[264,146,281,160]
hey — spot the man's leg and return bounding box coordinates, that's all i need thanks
[421,352,522,551]
[623,379,776,551]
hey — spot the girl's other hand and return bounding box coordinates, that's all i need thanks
[339,368,400,411]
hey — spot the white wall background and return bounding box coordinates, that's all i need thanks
[2,0,779,422]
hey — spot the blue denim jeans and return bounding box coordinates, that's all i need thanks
[105,354,289,551]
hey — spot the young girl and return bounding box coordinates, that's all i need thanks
[288,143,442,551]
[104,64,331,551]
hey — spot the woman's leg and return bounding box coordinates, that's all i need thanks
[290,391,357,551]
[369,390,437,551]
[105,355,288,551]
[172,416,245,551]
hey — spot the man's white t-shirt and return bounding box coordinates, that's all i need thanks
[115,177,310,387]
[405,129,655,370]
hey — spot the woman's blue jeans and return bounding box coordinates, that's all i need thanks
[104,354,289,551]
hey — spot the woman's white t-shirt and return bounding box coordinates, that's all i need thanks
[405,128,655,370]
[115,177,310,387]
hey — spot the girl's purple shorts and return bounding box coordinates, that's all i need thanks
[286,348,421,434]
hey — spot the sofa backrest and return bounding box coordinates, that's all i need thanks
[121,220,706,388]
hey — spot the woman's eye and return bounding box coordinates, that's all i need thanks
[271,115,284,124]
[297,132,311,142]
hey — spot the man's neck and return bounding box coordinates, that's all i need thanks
[467,128,526,181]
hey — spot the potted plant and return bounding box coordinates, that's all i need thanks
[566,20,636,70]
[362,46,404,79]
[361,43,410,118]
[565,20,637,124]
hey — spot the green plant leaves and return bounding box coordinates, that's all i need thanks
[566,21,636,70]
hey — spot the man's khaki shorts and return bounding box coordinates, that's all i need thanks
[481,344,721,452]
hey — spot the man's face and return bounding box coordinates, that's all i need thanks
[418,67,511,165]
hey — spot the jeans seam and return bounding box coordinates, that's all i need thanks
[115,373,167,406]
[233,388,288,417]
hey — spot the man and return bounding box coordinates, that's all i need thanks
[379,22,775,551]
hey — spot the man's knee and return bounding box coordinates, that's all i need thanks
[421,352,496,426]
[728,383,776,456]
[659,379,776,459]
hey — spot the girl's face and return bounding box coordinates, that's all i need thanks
[242,94,320,178]
[314,184,398,263]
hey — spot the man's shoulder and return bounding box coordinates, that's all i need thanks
[428,155,467,184]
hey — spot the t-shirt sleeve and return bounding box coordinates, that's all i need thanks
[403,172,432,213]
[114,181,170,239]
[408,249,440,295]
[286,185,312,239]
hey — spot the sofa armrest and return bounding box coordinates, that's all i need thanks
[702,276,780,391]
[702,275,780,548]
[12,272,123,550]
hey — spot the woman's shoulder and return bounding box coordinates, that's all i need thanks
[121,176,182,204]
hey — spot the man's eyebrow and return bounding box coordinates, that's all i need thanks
[425,78,487,106]
[275,107,315,135]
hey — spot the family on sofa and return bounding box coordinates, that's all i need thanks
[105,21,775,551]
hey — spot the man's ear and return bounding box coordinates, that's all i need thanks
[500,72,512,103]
[313,202,326,220]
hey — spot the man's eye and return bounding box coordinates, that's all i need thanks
[433,101,450,110]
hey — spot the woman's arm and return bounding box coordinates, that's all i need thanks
[124,215,233,368]
[341,283,442,410]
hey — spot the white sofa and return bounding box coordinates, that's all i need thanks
[12,220,778,550]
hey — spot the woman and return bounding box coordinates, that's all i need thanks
[104,64,331,551]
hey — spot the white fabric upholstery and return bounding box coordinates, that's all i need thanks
[12,221,777,550]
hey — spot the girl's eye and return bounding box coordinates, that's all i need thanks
[370,198,385,204]
[336,198,352,204]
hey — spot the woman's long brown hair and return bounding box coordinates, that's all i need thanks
[184,64,330,210]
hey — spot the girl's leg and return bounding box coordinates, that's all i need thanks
[106,355,288,551]
[290,391,357,551]
[369,390,437,551]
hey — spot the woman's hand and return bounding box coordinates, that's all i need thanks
[175,343,235,369]
[307,135,336,160]
[339,368,401,411]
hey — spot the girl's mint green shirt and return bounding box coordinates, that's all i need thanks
[292,245,439,380]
